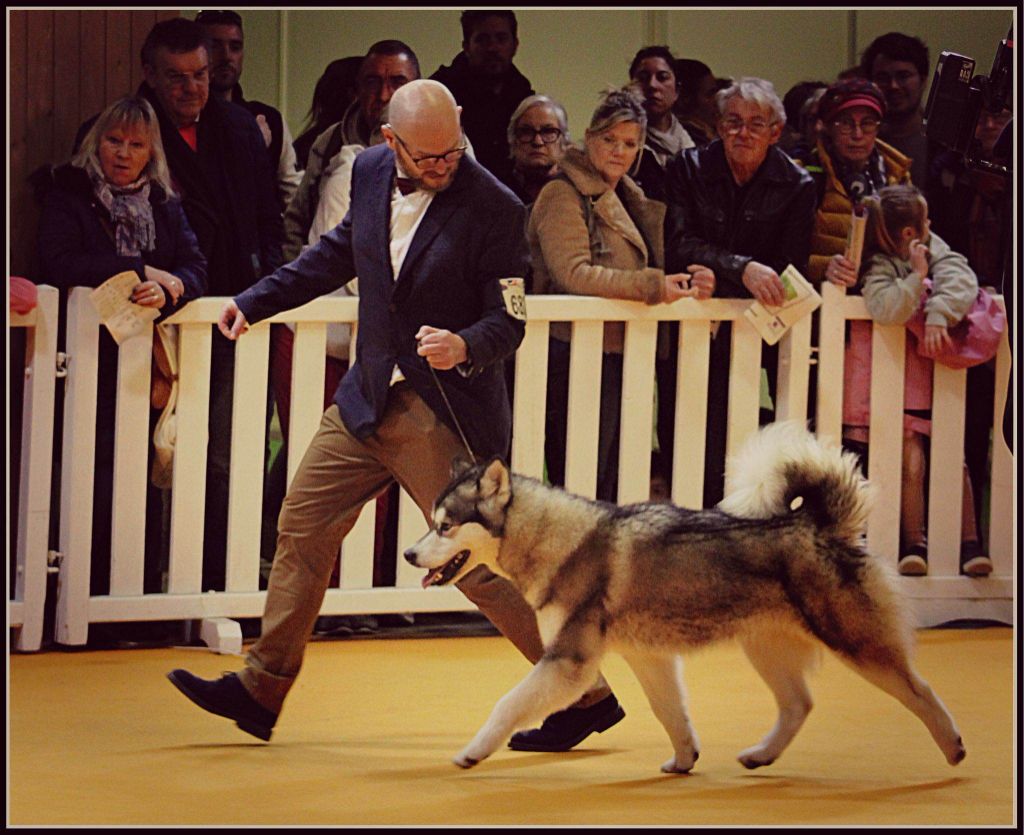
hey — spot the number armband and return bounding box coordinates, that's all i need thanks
[499,277,527,321]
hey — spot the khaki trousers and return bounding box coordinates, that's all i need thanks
[239,385,545,712]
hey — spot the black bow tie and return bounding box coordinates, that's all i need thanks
[396,176,418,196]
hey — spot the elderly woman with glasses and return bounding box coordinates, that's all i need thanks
[663,77,816,506]
[530,85,714,504]
[795,78,912,286]
[502,94,572,206]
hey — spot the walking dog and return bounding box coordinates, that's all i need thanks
[404,422,966,772]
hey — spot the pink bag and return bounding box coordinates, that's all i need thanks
[9,276,37,314]
[905,278,1005,369]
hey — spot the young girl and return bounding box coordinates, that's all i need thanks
[842,183,991,577]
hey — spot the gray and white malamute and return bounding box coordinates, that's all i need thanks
[405,422,966,773]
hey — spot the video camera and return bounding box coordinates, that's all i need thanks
[924,26,1013,177]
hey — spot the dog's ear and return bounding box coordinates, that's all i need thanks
[478,456,511,505]
[450,454,474,480]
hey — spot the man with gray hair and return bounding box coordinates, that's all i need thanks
[663,77,816,505]
[168,80,615,754]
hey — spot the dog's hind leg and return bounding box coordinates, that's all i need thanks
[453,637,605,768]
[837,648,965,766]
[736,630,819,769]
[620,651,700,773]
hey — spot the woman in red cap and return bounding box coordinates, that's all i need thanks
[796,77,912,285]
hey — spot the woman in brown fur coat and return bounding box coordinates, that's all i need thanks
[528,85,714,501]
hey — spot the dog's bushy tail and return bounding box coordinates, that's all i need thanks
[718,421,872,546]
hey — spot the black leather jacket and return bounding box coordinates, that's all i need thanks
[664,139,816,297]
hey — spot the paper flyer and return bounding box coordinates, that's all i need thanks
[743,264,822,345]
[89,270,160,345]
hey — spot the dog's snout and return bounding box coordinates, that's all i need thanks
[403,548,418,565]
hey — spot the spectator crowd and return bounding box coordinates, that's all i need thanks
[22,10,1011,640]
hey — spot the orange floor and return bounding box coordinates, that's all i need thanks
[7,626,1016,826]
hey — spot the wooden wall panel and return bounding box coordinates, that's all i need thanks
[10,12,29,279]
[78,11,107,135]
[8,9,184,278]
[129,11,158,94]
[53,13,82,155]
[105,10,133,102]
[25,13,55,183]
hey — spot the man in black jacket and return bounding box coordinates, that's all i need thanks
[664,77,816,505]
[431,10,534,184]
[136,17,283,590]
[196,9,302,213]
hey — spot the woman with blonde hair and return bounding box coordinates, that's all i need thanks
[37,94,206,598]
[529,84,714,503]
[44,95,205,310]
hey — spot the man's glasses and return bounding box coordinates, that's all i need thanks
[387,125,467,167]
[720,116,774,136]
[195,10,243,26]
[832,116,881,136]
[514,126,563,144]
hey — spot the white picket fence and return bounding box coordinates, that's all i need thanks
[8,284,1015,651]
[9,286,60,652]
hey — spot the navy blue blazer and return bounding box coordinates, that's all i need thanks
[236,143,528,458]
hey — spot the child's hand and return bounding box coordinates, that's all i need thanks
[909,239,929,278]
[921,323,952,357]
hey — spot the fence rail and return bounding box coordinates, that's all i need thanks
[8,285,1014,651]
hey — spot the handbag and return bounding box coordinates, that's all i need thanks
[905,278,1005,369]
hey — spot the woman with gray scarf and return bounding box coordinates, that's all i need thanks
[40,95,206,312]
[37,95,206,600]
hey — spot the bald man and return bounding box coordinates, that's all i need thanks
[167,81,621,751]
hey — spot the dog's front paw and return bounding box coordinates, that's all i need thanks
[737,745,775,770]
[453,752,480,769]
[453,742,490,769]
[946,736,966,766]
[661,749,698,774]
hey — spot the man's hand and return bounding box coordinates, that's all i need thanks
[416,325,467,370]
[825,253,858,288]
[742,261,786,307]
[218,299,249,340]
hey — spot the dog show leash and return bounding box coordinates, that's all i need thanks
[425,361,478,465]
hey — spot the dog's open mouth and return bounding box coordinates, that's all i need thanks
[422,550,470,588]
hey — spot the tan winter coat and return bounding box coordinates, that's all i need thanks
[528,146,666,353]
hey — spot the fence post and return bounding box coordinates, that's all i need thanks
[12,286,59,652]
[55,288,100,646]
